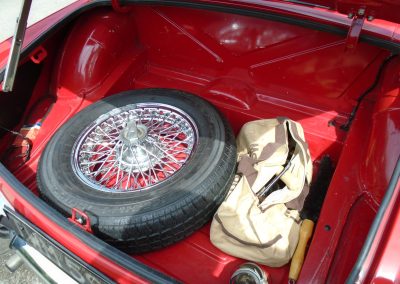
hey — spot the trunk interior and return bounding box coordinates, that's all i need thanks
[1,3,399,283]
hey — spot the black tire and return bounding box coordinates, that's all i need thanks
[37,88,236,253]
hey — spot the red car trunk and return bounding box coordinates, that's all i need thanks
[0,2,399,283]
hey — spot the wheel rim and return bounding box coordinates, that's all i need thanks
[71,103,199,192]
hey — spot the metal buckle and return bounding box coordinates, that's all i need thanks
[69,208,92,233]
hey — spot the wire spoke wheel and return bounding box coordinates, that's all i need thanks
[72,103,198,192]
[38,89,236,252]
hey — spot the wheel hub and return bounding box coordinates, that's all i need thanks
[71,103,198,192]
[116,120,161,172]
[120,121,148,145]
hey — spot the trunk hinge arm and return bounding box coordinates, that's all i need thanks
[345,8,375,51]
[345,9,365,50]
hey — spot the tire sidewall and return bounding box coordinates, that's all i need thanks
[38,89,233,219]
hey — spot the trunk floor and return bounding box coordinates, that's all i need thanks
[8,66,348,284]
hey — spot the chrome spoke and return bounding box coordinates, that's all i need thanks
[72,103,198,193]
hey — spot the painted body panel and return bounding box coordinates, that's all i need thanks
[0,1,399,283]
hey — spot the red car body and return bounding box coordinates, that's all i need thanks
[0,0,399,283]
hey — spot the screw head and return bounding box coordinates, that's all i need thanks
[358,8,365,16]
[367,15,374,21]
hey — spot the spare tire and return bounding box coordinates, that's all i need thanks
[37,88,236,253]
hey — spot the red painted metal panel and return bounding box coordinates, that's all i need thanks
[367,189,400,284]
[361,57,400,202]
[56,8,138,99]
[132,6,385,113]
[0,2,399,283]
[326,194,378,284]
[0,0,400,75]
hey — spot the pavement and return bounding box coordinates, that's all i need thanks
[0,237,43,284]
[0,1,76,283]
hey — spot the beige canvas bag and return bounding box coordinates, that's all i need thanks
[210,118,312,267]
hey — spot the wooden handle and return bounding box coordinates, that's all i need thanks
[289,219,315,281]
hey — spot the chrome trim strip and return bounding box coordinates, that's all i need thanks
[10,235,78,284]
[2,0,32,92]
